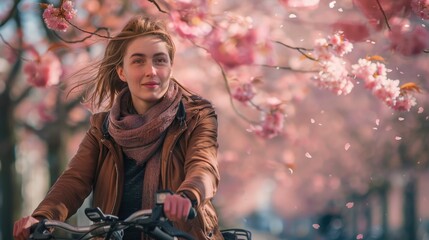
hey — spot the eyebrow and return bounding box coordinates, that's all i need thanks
[129,52,168,58]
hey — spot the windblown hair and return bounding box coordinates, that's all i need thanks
[70,16,176,111]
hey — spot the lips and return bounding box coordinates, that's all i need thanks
[142,81,159,88]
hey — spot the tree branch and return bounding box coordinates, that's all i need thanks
[65,19,111,39]
[376,0,391,31]
[0,34,32,61]
[12,86,33,106]
[148,0,169,14]
[0,0,20,28]
[259,64,318,73]
[273,40,317,61]
[188,40,258,124]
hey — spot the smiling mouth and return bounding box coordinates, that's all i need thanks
[142,82,159,88]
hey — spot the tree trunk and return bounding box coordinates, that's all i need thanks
[379,183,389,240]
[46,128,67,186]
[403,175,417,240]
[0,87,20,240]
[364,198,372,238]
[0,45,23,239]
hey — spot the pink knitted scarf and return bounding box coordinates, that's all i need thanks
[108,81,182,212]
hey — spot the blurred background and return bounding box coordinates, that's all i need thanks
[1,0,428,239]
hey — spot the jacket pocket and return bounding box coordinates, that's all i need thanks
[198,203,219,239]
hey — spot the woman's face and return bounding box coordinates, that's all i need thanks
[116,35,172,114]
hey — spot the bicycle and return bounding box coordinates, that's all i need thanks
[29,191,252,240]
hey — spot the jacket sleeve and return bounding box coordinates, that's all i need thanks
[177,106,220,206]
[32,126,101,221]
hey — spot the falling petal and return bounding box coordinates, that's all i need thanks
[395,136,402,140]
[312,224,320,229]
[418,107,424,113]
[329,1,336,8]
[375,119,380,126]
[288,168,294,174]
[305,152,312,158]
[346,202,354,208]
[289,14,297,18]
[373,127,378,130]
[398,117,404,121]
[345,143,351,151]
[356,234,364,239]
[311,118,315,124]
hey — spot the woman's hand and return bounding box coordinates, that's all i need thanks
[163,193,192,222]
[13,216,39,240]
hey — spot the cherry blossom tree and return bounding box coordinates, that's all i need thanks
[0,0,428,239]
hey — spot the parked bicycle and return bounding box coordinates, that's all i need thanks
[29,191,252,240]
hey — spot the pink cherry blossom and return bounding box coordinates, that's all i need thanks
[250,110,285,139]
[313,32,353,60]
[170,10,212,40]
[331,21,370,42]
[388,17,429,56]
[392,92,417,111]
[312,57,354,95]
[206,14,272,69]
[350,58,417,111]
[411,0,429,19]
[42,0,77,32]
[351,59,387,90]
[328,33,354,57]
[208,28,258,68]
[23,51,63,88]
[352,0,412,30]
[249,97,285,139]
[372,78,401,107]
[232,81,257,102]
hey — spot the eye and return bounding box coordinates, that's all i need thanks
[132,58,144,64]
[154,57,169,65]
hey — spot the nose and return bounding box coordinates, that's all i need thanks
[144,63,156,77]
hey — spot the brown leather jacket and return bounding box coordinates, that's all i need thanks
[32,90,223,239]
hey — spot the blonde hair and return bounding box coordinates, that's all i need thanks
[72,16,175,111]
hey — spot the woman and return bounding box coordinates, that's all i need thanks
[13,16,223,240]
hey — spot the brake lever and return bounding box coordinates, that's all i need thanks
[85,207,118,223]
[29,220,51,240]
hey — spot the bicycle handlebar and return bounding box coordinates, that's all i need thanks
[29,191,196,240]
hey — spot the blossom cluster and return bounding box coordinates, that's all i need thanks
[23,51,62,88]
[169,0,212,40]
[388,17,429,56]
[249,98,286,139]
[42,0,77,32]
[232,81,256,102]
[411,0,429,19]
[351,59,417,111]
[230,76,286,139]
[311,32,354,96]
[207,20,260,69]
[312,32,418,111]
